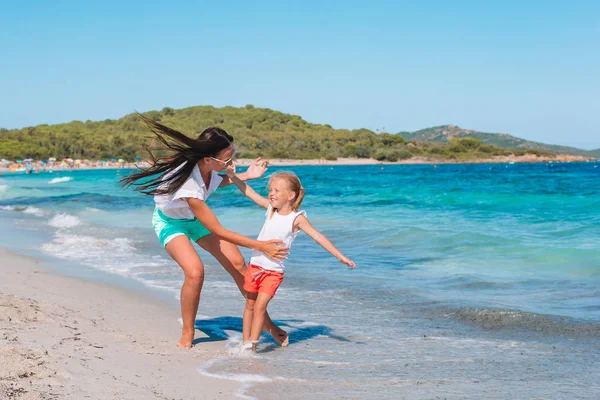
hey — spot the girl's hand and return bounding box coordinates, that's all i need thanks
[338,255,356,268]
[226,164,236,178]
[245,157,269,179]
[260,239,289,261]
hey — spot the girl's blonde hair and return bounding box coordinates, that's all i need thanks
[269,171,305,211]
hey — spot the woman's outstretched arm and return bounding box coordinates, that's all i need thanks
[187,198,287,260]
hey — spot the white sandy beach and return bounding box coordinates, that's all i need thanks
[0,249,240,400]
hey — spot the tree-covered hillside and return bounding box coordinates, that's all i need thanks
[0,105,570,161]
[400,125,600,157]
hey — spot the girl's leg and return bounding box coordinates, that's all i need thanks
[165,235,205,348]
[196,234,288,344]
[243,292,258,343]
[249,292,274,350]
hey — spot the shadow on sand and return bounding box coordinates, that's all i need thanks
[192,316,354,351]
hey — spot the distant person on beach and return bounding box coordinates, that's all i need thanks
[121,115,289,348]
[226,168,355,351]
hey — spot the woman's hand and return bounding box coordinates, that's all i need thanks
[226,164,236,178]
[260,239,289,261]
[245,157,270,180]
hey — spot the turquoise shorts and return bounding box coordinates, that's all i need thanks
[152,208,211,247]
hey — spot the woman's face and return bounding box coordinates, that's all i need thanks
[208,145,235,172]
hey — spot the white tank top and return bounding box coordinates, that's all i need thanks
[250,205,306,273]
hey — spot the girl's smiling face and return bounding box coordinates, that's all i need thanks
[268,178,296,209]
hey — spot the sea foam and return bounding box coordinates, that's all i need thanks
[22,206,45,217]
[40,231,177,283]
[198,358,273,382]
[48,213,81,228]
[0,205,45,217]
[48,176,73,184]
[197,357,272,400]
[42,232,134,258]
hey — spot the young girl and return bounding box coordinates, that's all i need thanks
[121,114,289,348]
[226,167,356,351]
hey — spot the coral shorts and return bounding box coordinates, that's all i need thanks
[244,263,284,298]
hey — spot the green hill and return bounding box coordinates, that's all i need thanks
[0,106,593,161]
[585,149,600,158]
[400,124,599,157]
[0,105,405,161]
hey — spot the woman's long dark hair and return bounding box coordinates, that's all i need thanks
[120,113,233,196]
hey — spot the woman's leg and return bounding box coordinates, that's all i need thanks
[249,292,274,350]
[165,235,205,348]
[196,234,288,345]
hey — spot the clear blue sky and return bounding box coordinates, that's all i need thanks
[1,0,599,149]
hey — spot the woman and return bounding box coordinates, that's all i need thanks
[121,115,289,348]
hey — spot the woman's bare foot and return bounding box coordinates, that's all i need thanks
[270,328,289,347]
[177,329,195,349]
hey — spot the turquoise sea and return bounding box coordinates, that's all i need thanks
[1,162,599,399]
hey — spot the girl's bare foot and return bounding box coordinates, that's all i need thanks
[241,341,258,351]
[177,329,195,349]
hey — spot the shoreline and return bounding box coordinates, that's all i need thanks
[1,154,596,174]
[0,248,240,399]
[234,154,595,166]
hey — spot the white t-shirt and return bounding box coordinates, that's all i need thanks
[154,163,223,219]
[250,205,306,273]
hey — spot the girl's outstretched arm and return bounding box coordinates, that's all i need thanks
[226,167,270,209]
[295,215,356,268]
[187,198,288,260]
[219,157,269,187]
